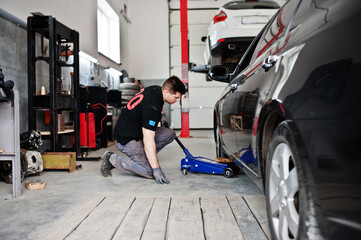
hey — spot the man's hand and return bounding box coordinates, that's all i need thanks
[152,167,170,184]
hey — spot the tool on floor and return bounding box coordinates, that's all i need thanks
[163,122,238,177]
[25,180,45,191]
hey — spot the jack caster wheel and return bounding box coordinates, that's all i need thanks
[223,168,233,178]
[182,169,188,175]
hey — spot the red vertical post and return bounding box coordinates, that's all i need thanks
[180,0,190,138]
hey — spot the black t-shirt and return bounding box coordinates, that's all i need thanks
[114,85,164,145]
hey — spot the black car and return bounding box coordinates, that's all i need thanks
[210,0,361,239]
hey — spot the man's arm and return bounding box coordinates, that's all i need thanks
[142,127,170,184]
[142,127,159,168]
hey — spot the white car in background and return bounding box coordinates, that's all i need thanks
[203,0,280,73]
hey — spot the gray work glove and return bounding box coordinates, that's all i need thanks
[152,167,170,184]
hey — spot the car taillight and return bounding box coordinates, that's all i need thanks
[213,10,227,24]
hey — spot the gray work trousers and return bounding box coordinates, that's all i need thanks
[109,127,176,178]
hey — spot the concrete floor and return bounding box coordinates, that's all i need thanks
[0,130,263,240]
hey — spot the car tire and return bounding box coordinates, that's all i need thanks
[119,83,140,90]
[121,89,139,96]
[122,95,134,101]
[265,121,323,240]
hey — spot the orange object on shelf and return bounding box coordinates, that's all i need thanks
[60,50,74,56]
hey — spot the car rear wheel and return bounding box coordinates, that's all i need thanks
[266,121,322,240]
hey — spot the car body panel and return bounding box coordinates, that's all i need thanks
[213,0,361,237]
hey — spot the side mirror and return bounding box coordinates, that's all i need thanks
[208,65,230,83]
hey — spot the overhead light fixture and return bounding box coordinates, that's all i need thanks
[79,51,99,63]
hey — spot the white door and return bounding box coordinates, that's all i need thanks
[169,8,227,129]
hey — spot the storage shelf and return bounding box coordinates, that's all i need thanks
[40,129,74,136]
[33,107,75,111]
[58,63,74,67]
[28,15,80,155]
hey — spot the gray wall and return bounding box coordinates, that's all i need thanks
[0,16,28,133]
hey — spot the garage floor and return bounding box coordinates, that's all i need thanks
[0,130,269,240]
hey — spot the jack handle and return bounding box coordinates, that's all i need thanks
[162,121,186,151]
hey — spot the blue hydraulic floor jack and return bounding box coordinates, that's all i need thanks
[174,137,239,178]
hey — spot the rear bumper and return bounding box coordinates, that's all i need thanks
[210,36,255,54]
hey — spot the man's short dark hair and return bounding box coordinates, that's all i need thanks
[162,76,187,95]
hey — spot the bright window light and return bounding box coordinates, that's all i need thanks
[107,67,122,77]
[97,0,120,64]
[79,51,99,63]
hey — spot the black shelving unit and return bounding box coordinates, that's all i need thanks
[27,16,80,156]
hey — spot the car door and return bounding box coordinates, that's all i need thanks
[232,0,302,173]
[214,20,270,168]
[215,36,262,155]
[216,82,239,155]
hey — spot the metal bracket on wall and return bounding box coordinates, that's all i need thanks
[120,9,132,24]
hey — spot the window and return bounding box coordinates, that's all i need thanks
[223,0,280,10]
[97,0,120,64]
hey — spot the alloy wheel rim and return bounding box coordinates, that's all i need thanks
[268,143,299,240]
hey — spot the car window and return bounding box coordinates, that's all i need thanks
[252,0,302,58]
[223,0,280,10]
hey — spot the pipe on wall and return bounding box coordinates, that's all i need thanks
[0,8,26,29]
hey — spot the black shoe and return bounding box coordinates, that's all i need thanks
[100,151,114,177]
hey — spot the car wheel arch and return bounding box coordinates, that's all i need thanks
[257,100,286,183]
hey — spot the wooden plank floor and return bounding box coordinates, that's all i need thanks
[43,195,269,240]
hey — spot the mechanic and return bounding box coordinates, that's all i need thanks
[100,76,187,184]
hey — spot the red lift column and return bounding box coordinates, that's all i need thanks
[180,0,189,138]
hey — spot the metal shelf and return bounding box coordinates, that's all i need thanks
[28,15,80,156]
[0,91,21,198]
[40,129,74,136]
